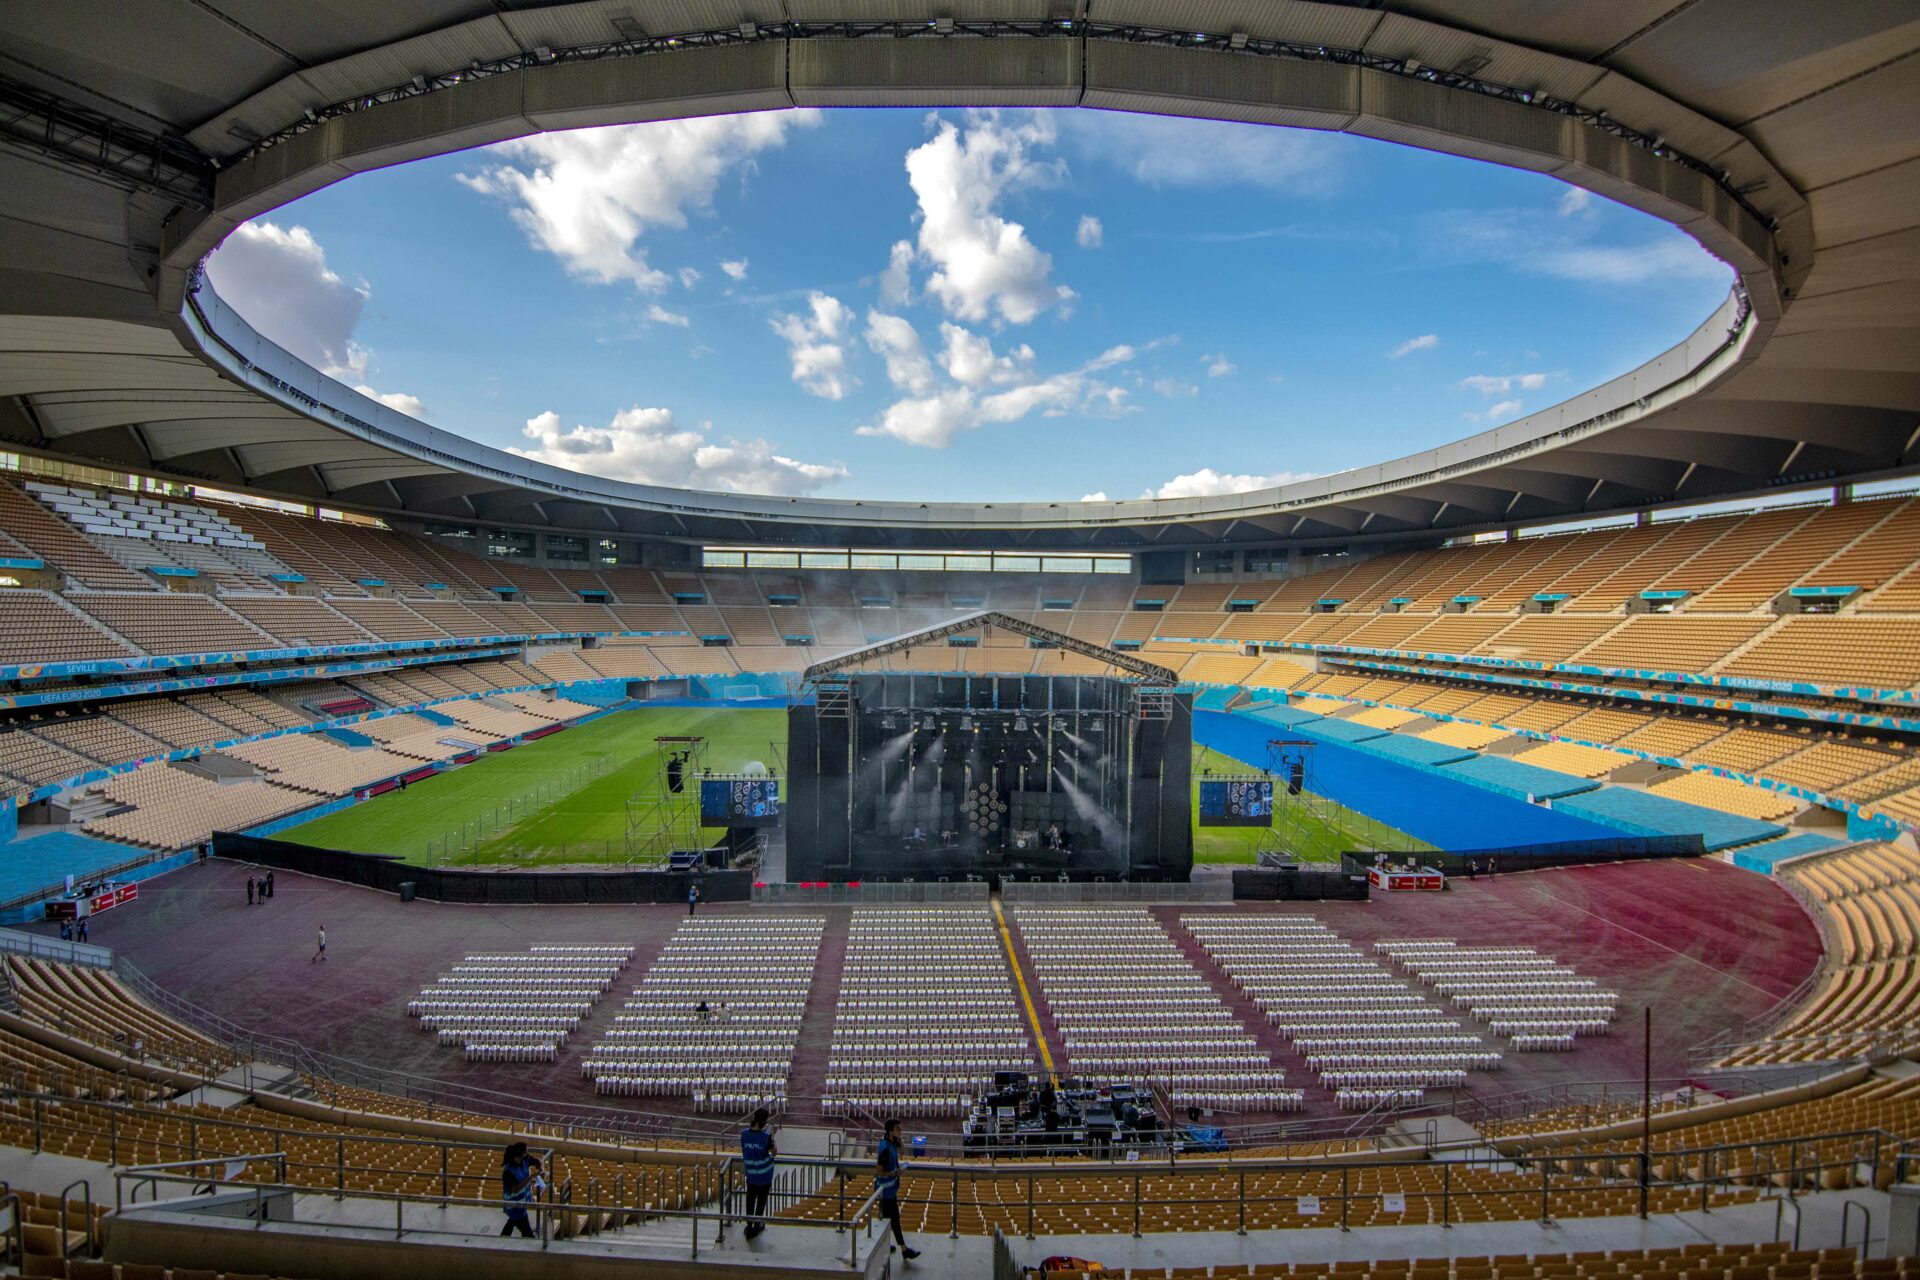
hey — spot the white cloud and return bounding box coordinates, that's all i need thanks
[719,258,750,281]
[878,239,914,307]
[458,112,821,291]
[864,311,937,396]
[510,407,846,496]
[1557,186,1594,217]
[1076,214,1104,249]
[676,266,702,289]
[901,114,1074,326]
[1152,377,1199,399]
[1059,110,1342,193]
[646,303,691,327]
[1460,372,1549,396]
[1201,353,1236,378]
[1417,207,1731,288]
[939,324,1033,387]
[771,291,857,400]
[207,221,370,379]
[1535,237,1726,286]
[1388,333,1439,359]
[1080,491,1110,502]
[207,220,424,414]
[1148,468,1317,499]
[1487,398,1524,419]
[352,386,427,419]
[858,334,1139,449]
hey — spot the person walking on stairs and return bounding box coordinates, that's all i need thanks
[876,1117,918,1261]
[739,1107,777,1239]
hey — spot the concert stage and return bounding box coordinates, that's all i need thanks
[785,615,1193,883]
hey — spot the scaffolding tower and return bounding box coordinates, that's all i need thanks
[623,735,708,864]
[1257,738,1350,864]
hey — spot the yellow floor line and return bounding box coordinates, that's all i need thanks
[991,896,1056,1081]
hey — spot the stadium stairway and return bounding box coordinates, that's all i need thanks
[783,910,850,1121]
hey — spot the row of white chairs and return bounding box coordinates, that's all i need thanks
[1467,1002,1617,1020]
[1295,1035,1484,1052]
[438,1027,569,1046]
[465,1042,559,1063]
[589,1075,781,1098]
[1435,979,1601,996]
[418,1013,578,1033]
[819,1095,969,1119]
[1511,1033,1578,1051]
[1270,1009,1464,1028]
[830,1053,1030,1071]
[1171,1088,1305,1113]
[427,976,609,990]
[407,1000,592,1017]
[1336,1088,1425,1111]
[824,1075,1010,1094]
[1305,1052,1503,1072]
[1489,1019,1612,1037]
[1319,1070,1468,1088]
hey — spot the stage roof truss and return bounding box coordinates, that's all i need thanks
[802,611,1179,686]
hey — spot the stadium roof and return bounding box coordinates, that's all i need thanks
[1,3,1916,550]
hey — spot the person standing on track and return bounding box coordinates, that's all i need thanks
[687,882,700,917]
[875,1117,918,1261]
[739,1107,777,1239]
[246,876,255,906]
[312,924,327,963]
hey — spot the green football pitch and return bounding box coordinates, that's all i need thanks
[279,706,1425,867]
[281,706,786,866]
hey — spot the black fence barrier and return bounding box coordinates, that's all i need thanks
[213,832,751,906]
[1232,866,1370,901]
[1343,834,1706,880]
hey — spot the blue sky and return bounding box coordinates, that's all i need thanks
[205,107,1732,503]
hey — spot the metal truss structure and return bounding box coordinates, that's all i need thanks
[801,610,1179,686]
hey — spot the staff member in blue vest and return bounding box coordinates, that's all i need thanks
[739,1107,777,1239]
[875,1117,919,1261]
[499,1141,535,1238]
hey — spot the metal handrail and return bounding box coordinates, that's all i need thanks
[113,1160,883,1266]
[1841,1199,1873,1261]
[58,1178,94,1257]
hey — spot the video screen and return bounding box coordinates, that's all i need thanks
[1198,779,1273,827]
[700,778,781,826]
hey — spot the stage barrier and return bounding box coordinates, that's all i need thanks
[998,880,1234,905]
[752,881,990,905]
[1346,834,1706,879]
[1232,867,1371,901]
[214,832,750,905]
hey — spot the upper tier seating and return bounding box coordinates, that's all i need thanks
[1723,618,1920,689]
[25,481,287,585]
[0,591,131,665]
[224,596,373,646]
[74,594,272,656]
[0,479,154,590]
